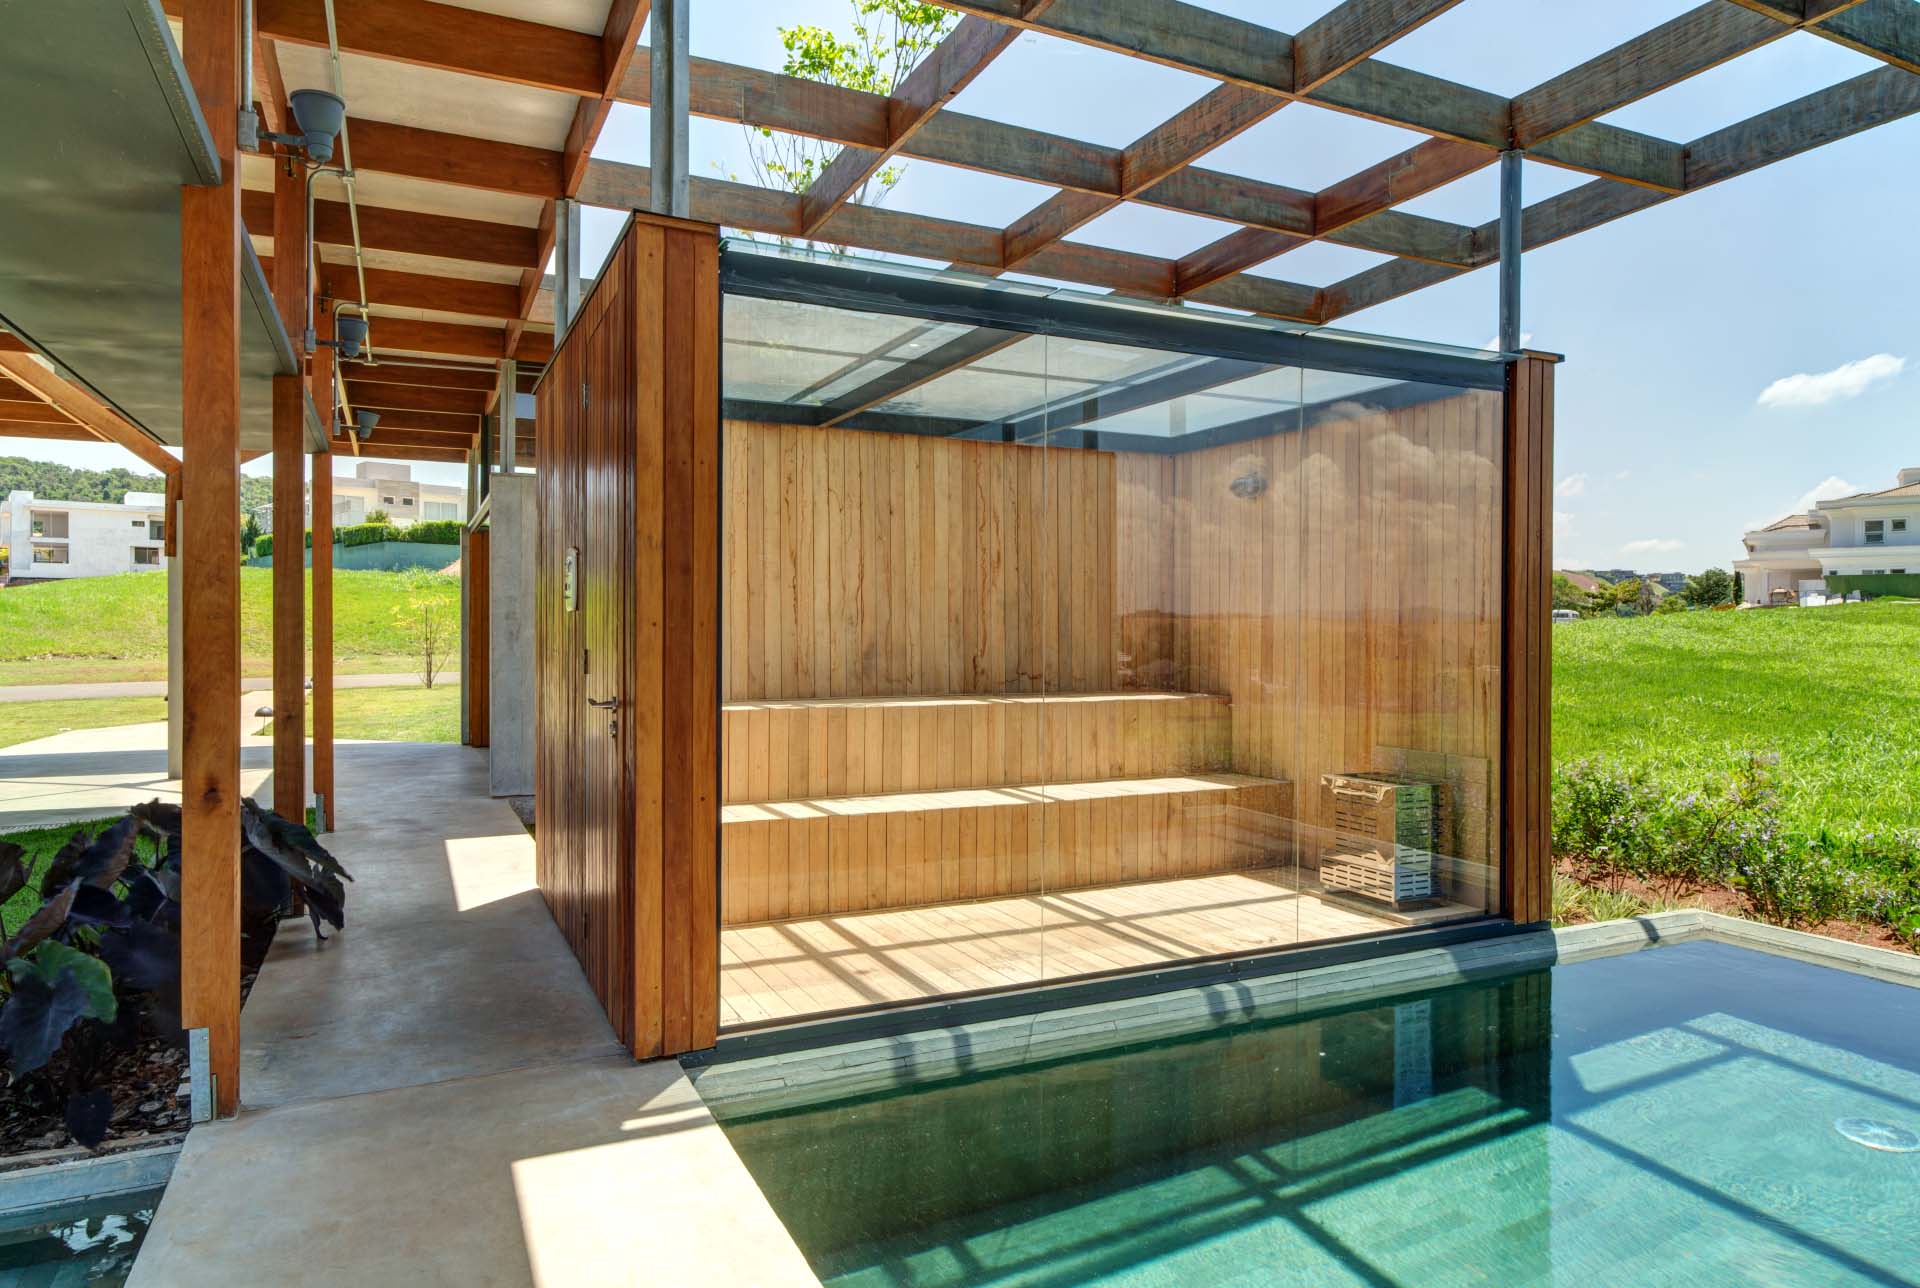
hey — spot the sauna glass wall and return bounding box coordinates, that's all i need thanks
[718,265,1505,1027]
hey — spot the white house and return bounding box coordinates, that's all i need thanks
[257,461,465,533]
[1,490,168,582]
[1735,467,1920,604]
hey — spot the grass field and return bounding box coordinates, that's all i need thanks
[1552,599,1920,839]
[0,696,168,749]
[253,684,460,745]
[0,567,458,686]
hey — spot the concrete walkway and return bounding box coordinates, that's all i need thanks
[0,703,276,831]
[0,671,456,702]
[128,741,815,1287]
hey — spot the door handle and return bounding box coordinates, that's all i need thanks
[587,696,618,709]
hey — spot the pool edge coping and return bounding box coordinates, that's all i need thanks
[690,912,1920,1116]
[0,1134,182,1219]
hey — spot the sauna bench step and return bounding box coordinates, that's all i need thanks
[722,772,1278,822]
[721,773,1294,924]
[722,690,1233,803]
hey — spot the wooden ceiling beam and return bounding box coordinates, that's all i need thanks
[0,401,86,427]
[342,407,479,434]
[244,191,540,268]
[344,117,562,198]
[562,0,652,195]
[799,13,1039,237]
[0,422,105,445]
[0,353,179,476]
[250,0,602,95]
[326,437,472,463]
[312,262,522,321]
[341,362,497,392]
[1291,0,1465,94]
[252,28,288,135]
[344,381,486,414]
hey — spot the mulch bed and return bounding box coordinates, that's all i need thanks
[0,947,269,1160]
[1553,859,1913,953]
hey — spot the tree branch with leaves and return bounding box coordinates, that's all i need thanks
[723,1,957,235]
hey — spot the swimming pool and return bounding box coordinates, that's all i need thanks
[0,1187,160,1285]
[711,933,1920,1286]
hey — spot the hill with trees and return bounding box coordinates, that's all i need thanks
[0,454,271,513]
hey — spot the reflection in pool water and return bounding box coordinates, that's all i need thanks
[717,942,1920,1286]
[0,1188,160,1285]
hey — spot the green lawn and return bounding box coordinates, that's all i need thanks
[0,697,169,750]
[256,684,461,745]
[0,567,458,685]
[0,819,157,937]
[1552,600,1920,838]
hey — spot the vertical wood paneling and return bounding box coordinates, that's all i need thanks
[536,213,721,1058]
[1502,355,1555,925]
[464,528,490,747]
[721,423,1117,701]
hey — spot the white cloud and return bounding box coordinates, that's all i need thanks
[1554,510,1574,539]
[1622,538,1684,555]
[1793,475,1858,513]
[1555,473,1587,498]
[1614,470,1631,481]
[1757,353,1904,408]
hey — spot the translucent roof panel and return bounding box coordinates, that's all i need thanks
[723,295,979,406]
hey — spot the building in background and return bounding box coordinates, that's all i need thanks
[257,461,465,533]
[1736,467,1920,604]
[0,490,166,582]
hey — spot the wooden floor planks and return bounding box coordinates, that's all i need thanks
[718,870,1480,1026]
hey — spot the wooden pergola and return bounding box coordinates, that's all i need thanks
[4,0,1915,1114]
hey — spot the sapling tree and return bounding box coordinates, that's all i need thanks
[725,1,957,227]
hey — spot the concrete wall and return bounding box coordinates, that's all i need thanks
[488,475,536,797]
[5,491,166,579]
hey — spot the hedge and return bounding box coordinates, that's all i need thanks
[1825,572,1920,598]
[253,519,461,559]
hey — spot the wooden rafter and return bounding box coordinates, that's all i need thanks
[170,0,1914,344]
[0,352,179,475]
[800,12,1040,237]
[1319,61,1920,321]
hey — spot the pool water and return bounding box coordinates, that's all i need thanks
[716,942,1920,1286]
[0,1188,160,1286]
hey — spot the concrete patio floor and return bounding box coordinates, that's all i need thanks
[126,740,815,1287]
[0,697,276,831]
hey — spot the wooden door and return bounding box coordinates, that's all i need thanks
[535,213,719,1059]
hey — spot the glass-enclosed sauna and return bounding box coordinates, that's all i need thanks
[716,245,1509,1027]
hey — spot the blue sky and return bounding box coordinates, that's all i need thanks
[7,0,1914,573]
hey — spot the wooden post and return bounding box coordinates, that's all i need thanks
[271,152,307,822]
[180,0,245,1118]
[1501,352,1556,926]
[467,527,490,747]
[311,301,335,830]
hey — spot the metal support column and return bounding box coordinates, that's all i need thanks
[1498,149,1522,354]
[498,358,519,472]
[650,0,690,218]
[554,198,582,333]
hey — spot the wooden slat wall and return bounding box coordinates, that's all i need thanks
[721,692,1231,802]
[464,526,490,748]
[1502,355,1555,925]
[1115,389,1506,891]
[714,383,1531,965]
[536,213,720,1059]
[722,422,1117,701]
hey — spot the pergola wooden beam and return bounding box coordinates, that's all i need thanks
[800,13,1038,237]
[1291,0,1464,94]
[346,117,562,198]
[561,0,651,194]
[1318,59,1920,322]
[243,192,539,268]
[344,381,486,414]
[1795,0,1920,73]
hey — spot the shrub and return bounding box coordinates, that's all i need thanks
[0,800,350,1147]
[402,519,463,546]
[1733,840,1864,929]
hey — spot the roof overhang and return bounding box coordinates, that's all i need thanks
[0,0,325,454]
